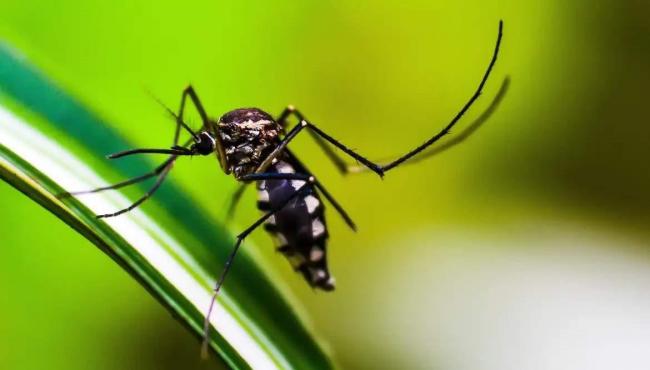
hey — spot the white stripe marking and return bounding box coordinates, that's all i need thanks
[257,190,269,202]
[309,268,326,283]
[304,195,320,214]
[311,219,325,237]
[309,247,324,262]
[291,180,305,190]
[275,232,288,246]
[275,161,294,174]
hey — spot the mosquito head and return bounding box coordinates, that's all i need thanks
[190,131,217,155]
[216,108,283,177]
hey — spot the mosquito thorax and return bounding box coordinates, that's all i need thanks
[217,108,283,178]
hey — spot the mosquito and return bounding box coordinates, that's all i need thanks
[60,20,504,355]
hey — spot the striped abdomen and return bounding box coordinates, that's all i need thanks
[256,159,335,291]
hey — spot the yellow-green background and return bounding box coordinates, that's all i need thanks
[1,1,649,369]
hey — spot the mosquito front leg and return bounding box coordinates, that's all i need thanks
[96,156,177,218]
[58,155,177,198]
[176,86,228,170]
[149,91,198,147]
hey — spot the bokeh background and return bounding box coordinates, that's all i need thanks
[1,1,649,369]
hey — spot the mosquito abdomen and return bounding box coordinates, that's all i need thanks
[256,157,335,291]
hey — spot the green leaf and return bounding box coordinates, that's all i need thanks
[0,43,333,370]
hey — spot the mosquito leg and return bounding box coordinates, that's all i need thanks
[201,179,312,357]
[274,20,503,177]
[342,75,510,173]
[379,21,503,171]
[284,149,356,231]
[239,172,312,182]
[383,75,510,167]
[96,157,176,218]
[250,144,357,230]
[249,119,307,174]
[224,172,315,225]
[277,106,350,175]
[107,147,192,159]
[172,86,210,144]
[110,87,209,160]
[302,122,386,176]
[147,92,198,146]
[177,86,228,169]
[312,182,355,230]
[276,105,293,127]
[151,85,227,168]
[60,86,211,204]
[254,118,384,176]
[223,183,249,224]
[58,156,176,199]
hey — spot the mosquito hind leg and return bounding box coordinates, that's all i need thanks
[386,75,511,167]
[273,20,503,177]
[202,176,312,357]
[316,75,511,174]
[174,85,228,169]
[277,106,350,175]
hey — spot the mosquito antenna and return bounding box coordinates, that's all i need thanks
[145,88,200,141]
[144,88,177,119]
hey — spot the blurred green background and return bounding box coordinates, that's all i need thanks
[1,1,649,369]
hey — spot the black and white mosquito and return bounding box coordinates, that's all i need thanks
[60,21,504,355]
